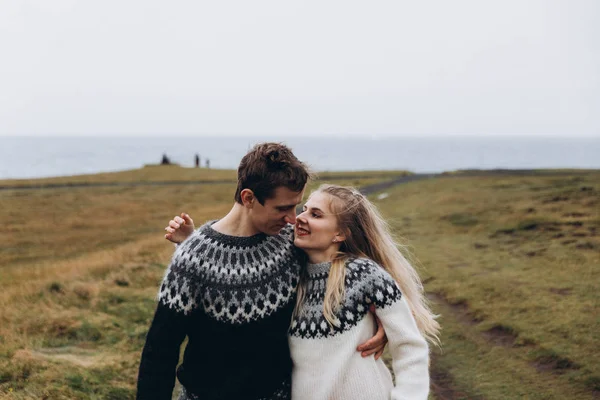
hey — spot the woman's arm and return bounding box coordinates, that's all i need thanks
[361,259,429,400]
[376,296,429,400]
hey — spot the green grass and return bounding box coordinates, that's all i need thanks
[377,172,599,399]
[1,167,598,399]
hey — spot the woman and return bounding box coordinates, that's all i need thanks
[165,184,439,399]
[289,184,438,399]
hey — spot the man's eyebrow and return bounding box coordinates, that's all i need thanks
[276,204,297,209]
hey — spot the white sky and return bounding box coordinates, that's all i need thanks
[1,0,598,137]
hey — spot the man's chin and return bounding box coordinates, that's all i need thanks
[269,224,287,235]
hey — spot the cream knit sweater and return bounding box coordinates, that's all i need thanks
[288,258,429,400]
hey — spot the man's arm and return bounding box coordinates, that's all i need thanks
[137,300,187,399]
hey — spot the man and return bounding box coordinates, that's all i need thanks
[137,143,385,400]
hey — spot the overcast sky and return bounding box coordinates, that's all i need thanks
[1,0,598,137]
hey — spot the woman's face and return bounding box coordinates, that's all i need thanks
[294,192,343,255]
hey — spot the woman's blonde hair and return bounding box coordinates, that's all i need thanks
[294,184,440,345]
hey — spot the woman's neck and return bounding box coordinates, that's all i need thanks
[304,247,339,264]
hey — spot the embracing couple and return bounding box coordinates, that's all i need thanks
[137,143,439,400]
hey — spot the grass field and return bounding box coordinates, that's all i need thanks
[0,167,598,399]
[378,171,599,399]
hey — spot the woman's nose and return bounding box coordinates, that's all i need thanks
[295,212,307,224]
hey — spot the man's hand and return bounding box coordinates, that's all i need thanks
[164,213,195,244]
[356,304,388,359]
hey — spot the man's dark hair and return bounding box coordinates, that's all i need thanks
[234,142,312,205]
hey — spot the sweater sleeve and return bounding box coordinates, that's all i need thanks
[362,261,430,400]
[376,296,430,400]
[136,301,187,400]
[137,248,197,400]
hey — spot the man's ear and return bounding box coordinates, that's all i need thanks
[240,189,255,208]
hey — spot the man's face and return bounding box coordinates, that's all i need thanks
[250,186,305,235]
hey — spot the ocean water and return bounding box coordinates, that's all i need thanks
[0,136,598,179]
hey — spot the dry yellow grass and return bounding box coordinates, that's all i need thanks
[0,165,237,188]
[0,167,404,399]
[0,165,408,188]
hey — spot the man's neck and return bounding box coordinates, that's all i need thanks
[212,203,260,237]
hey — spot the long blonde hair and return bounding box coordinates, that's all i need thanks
[294,184,440,345]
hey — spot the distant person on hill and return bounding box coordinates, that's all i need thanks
[205,158,210,169]
[161,153,171,165]
[137,143,387,400]
[194,153,200,168]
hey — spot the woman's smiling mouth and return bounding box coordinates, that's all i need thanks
[296,226,310,236]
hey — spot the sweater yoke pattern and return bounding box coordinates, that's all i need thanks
[158,222,301,324]
[289,257,402,339]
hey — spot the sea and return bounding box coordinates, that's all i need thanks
[0,135,599,180]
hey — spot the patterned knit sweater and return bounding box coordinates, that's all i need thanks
[288,258,430,400]
[137,221,302,400]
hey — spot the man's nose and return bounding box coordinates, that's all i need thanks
[285,209,297,225]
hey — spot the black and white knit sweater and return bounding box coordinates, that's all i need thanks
[137,221,302,400]
[288,257,429,400]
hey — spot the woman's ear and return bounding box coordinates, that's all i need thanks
[334,231,347,243]
[240,189,255,208]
